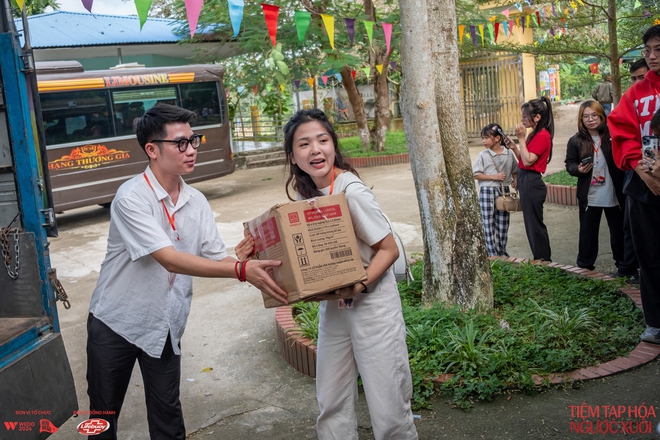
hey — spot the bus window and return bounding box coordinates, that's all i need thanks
[41,90,112,145]
[112,87,179,136]
[180,83,223,126]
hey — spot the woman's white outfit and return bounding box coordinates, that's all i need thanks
[313,171,418,440]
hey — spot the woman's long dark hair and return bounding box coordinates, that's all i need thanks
[283,109,359,200]
[521,96,554,162]
[576,100,608,159]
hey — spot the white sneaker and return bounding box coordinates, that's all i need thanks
[640,326,660,344]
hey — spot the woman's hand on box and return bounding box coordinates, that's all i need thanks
[245,260,288,305]
[235,233,255,261]
[312,283,363,301]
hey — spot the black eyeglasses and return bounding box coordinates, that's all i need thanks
[151,134,203,152]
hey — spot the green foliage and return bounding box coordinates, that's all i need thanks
[340,130,408,157]
[554,62,599,102]
[11,0,59,17]
[293,260,644,410]
[542,170,577,186]
[290,302,320,342]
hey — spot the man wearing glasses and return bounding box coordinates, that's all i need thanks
[609,25,660,345]
[86,103,287,439]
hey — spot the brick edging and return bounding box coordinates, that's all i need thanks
[545,183,578,206]
[275,257,660,386]
[345,153,410,168]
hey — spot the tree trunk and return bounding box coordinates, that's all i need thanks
[608,0,621,105]
[426,0,492,309]
[340,66,371,150]
[313,74,319,109]
[365,0,390,152]
[399,0,493,309]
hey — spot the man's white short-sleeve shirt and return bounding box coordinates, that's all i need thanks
[89,166,228,358]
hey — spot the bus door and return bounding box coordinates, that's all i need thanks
[0,2,77,438]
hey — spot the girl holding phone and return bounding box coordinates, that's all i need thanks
[564,100,629,273]
[509,96,554,261]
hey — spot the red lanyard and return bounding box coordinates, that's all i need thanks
[143,173,180,241]
[329,165,336,195]
[593,137,601,159]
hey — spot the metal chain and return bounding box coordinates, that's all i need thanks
[1,227,20,279]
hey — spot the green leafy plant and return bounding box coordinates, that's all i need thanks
[289,302,320,342]
[291,260,644,410]
[542,170,578,186]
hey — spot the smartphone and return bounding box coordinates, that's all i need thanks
[496,127,513,148]
[581,156,593,165]
[642,135,659,158]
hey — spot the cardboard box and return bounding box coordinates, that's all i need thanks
[244,193,367,308]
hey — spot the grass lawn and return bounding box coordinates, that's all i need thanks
[339,130,408,157]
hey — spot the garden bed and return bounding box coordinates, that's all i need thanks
[275,258,659,409]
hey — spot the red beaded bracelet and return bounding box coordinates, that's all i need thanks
[241,260,248,282]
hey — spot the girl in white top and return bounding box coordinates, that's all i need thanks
[283,109,418,440]
[473,123,519,257]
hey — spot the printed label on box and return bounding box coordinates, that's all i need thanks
[254,217,281,252]
[304,204,342,222]
[288,212,300,225]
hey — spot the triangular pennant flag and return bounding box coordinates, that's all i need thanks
[487,23,495,42]
[184,0,203,37]
[503,21,509,37]
[261,4,280,47]
[252,84,258,95]
[458,24,465,44]
[335,73,342,82]
[509,20,514,34]
[320,14,335,49]
[540,9,545,20]
[134,0,153,30]
[470,25,477,46]
[363,20,375,48]
[549,27,555,37]
[307,77,314,87]
[494,22,500,42]
[280,85,285,92]
[521,16,526,32]
[515,2,523,12]
[362,67,371,77]
[502,8,510,18]
[525,14,531,29]
[228,0,244,37]
[81,0,93,13]
[295,11,312,43]
[551,3,557,16]
[344,18,356,45]
[376,64,383,74]
[478,24,485,45]
[390,61,397,70]
[382,22,392,54]
[294,79,301,89]
[321,75,329,85]
[351,70,356,80]
[589,62,599,75]
[535,11,541,26]
[237,86,245,94]
[516,17,521,28]
[634,0,641,8]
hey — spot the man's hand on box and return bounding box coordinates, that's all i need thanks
[235,234,255,261]
[245,260,288,305]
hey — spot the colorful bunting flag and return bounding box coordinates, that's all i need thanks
[487,23,494,42]
[81,0,92,13]
[525,14,531,30]
[344,18,356,45]
[535,11,541,26]
[362,67,371,77]
[134,0,153,30]
[458,24,465,44]
[307,77,314,87]
[390,61,397,70]
[589,62,599,75]
[295,11,312,43]
[321,75,329,85]
[551,3,557,16]
[261,4,279,47]
[228,0,244,37]
[184,0,203,37]
[516,17,521,29]
[634,0,641,7]
[376,64,383,74]
[478,24,484,45]
[320,14,335,49]
[515,2,523,12]
[335,73,342,82]
[503,8,510,19]
[494,22,500,42]
[470,25,477,46]
[351,70,356,80]
[503,21,509,37]
[294,80,301,89]
[252,84,258,94]
[363,21,375,48]
[382,22,392,54]
[509,19,514,34]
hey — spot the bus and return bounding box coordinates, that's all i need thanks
[37,62,235,211]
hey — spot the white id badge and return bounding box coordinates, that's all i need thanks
[590,169,605,186]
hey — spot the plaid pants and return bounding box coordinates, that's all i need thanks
[479,186,511,257]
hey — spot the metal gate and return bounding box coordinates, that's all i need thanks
[460,54,524,137]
